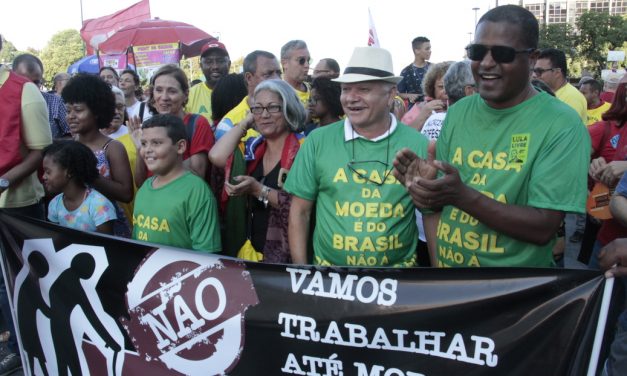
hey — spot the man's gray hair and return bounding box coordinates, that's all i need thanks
[443,60,475,104]
[280,40,308,59]
[111,85,124,98]
[254,79,306,132]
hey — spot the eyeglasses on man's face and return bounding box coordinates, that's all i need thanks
[250,105,282,115]
[295,56,312,66]
[466,44,534,64]
[531,67,557,76]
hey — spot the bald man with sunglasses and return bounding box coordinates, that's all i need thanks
[393,5,590,268]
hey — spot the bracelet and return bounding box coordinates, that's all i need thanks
[258,185,270,208]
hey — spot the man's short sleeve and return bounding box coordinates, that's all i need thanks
[283,136,318,201]
[188,182,221,252]
[21,82,52,149]
[527,113,590,213]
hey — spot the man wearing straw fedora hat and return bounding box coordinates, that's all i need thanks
[393,5,590,268]
[285,46,430,267]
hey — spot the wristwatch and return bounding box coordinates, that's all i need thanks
[257,185,270,208]
[0,178,9,190]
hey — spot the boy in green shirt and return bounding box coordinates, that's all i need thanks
[133,114,221,252]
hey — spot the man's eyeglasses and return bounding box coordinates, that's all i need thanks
[466,44,535,63]
[250,105,282,115]
[296,57,312,66]
[531,67,557,76]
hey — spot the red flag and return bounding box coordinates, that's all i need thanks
[81,0,151,54]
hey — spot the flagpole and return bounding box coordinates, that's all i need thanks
[587,276,615,376]
[80,0,86,55]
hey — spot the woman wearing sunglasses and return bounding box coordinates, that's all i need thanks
[209,79,307,262]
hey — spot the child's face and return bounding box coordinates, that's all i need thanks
[139,126,185,176]
[42,155,68,194]
[65,102,98,135]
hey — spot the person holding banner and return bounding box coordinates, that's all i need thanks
[133,114,221,252]
[598,173,627,375]
[393,5,590,268]
[285,46,430,267]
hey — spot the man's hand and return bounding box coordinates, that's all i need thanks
[599,238,627,278]
[589,157,607,181]
[599,161,627,187]
[406,160,472,209]
[393,141,437,186]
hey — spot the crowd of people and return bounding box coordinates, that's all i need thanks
[1,3,627,374]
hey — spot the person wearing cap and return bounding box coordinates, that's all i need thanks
[284,46,430,267]
[185,39,231,123]
[393,5,590,268]
[280,40,311,106]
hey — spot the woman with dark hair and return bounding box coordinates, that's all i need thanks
[137,64,214,183]
[119,69,150,122]
[587,74,627,268]
[211,73,247,128]
[62,74,133,237]
[305,77,343,135]
[99,66,119,88]
[209,79,307,262]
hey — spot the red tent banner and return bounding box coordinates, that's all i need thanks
[80,0,151,55]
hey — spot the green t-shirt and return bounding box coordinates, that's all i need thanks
[133,171,221,252]
[436,92,590,267]
[284,119,429,267]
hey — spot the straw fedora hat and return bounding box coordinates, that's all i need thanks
[333,47,402,84]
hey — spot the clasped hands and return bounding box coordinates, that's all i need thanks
[392,143,468,210]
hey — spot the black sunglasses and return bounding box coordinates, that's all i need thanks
[296,57,311,65]
[466,44,535,63]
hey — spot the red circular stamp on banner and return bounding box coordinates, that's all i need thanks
[122,250,258,375]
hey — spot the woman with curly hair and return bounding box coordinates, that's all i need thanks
[62,74,133,237]
[43,140,117,234]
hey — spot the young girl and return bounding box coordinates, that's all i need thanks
[43,141,117,234]
[62,74,134,237]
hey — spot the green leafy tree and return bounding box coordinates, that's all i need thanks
[0,37,19,65]
[39,29,84,85]
[576,11,627,76]
[539,23,577,58]
[179,57,202,82]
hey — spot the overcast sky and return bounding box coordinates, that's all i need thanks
[1,0,496,73]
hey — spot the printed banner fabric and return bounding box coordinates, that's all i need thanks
[0,211,615,376]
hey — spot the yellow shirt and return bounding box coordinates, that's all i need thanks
[295,82,311,108]
[185,83,213,122]
[586,102,611,126]
[215,96,260,140]
[115,133,138,223]
[556,83,588,125]
[0,65,52,208]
